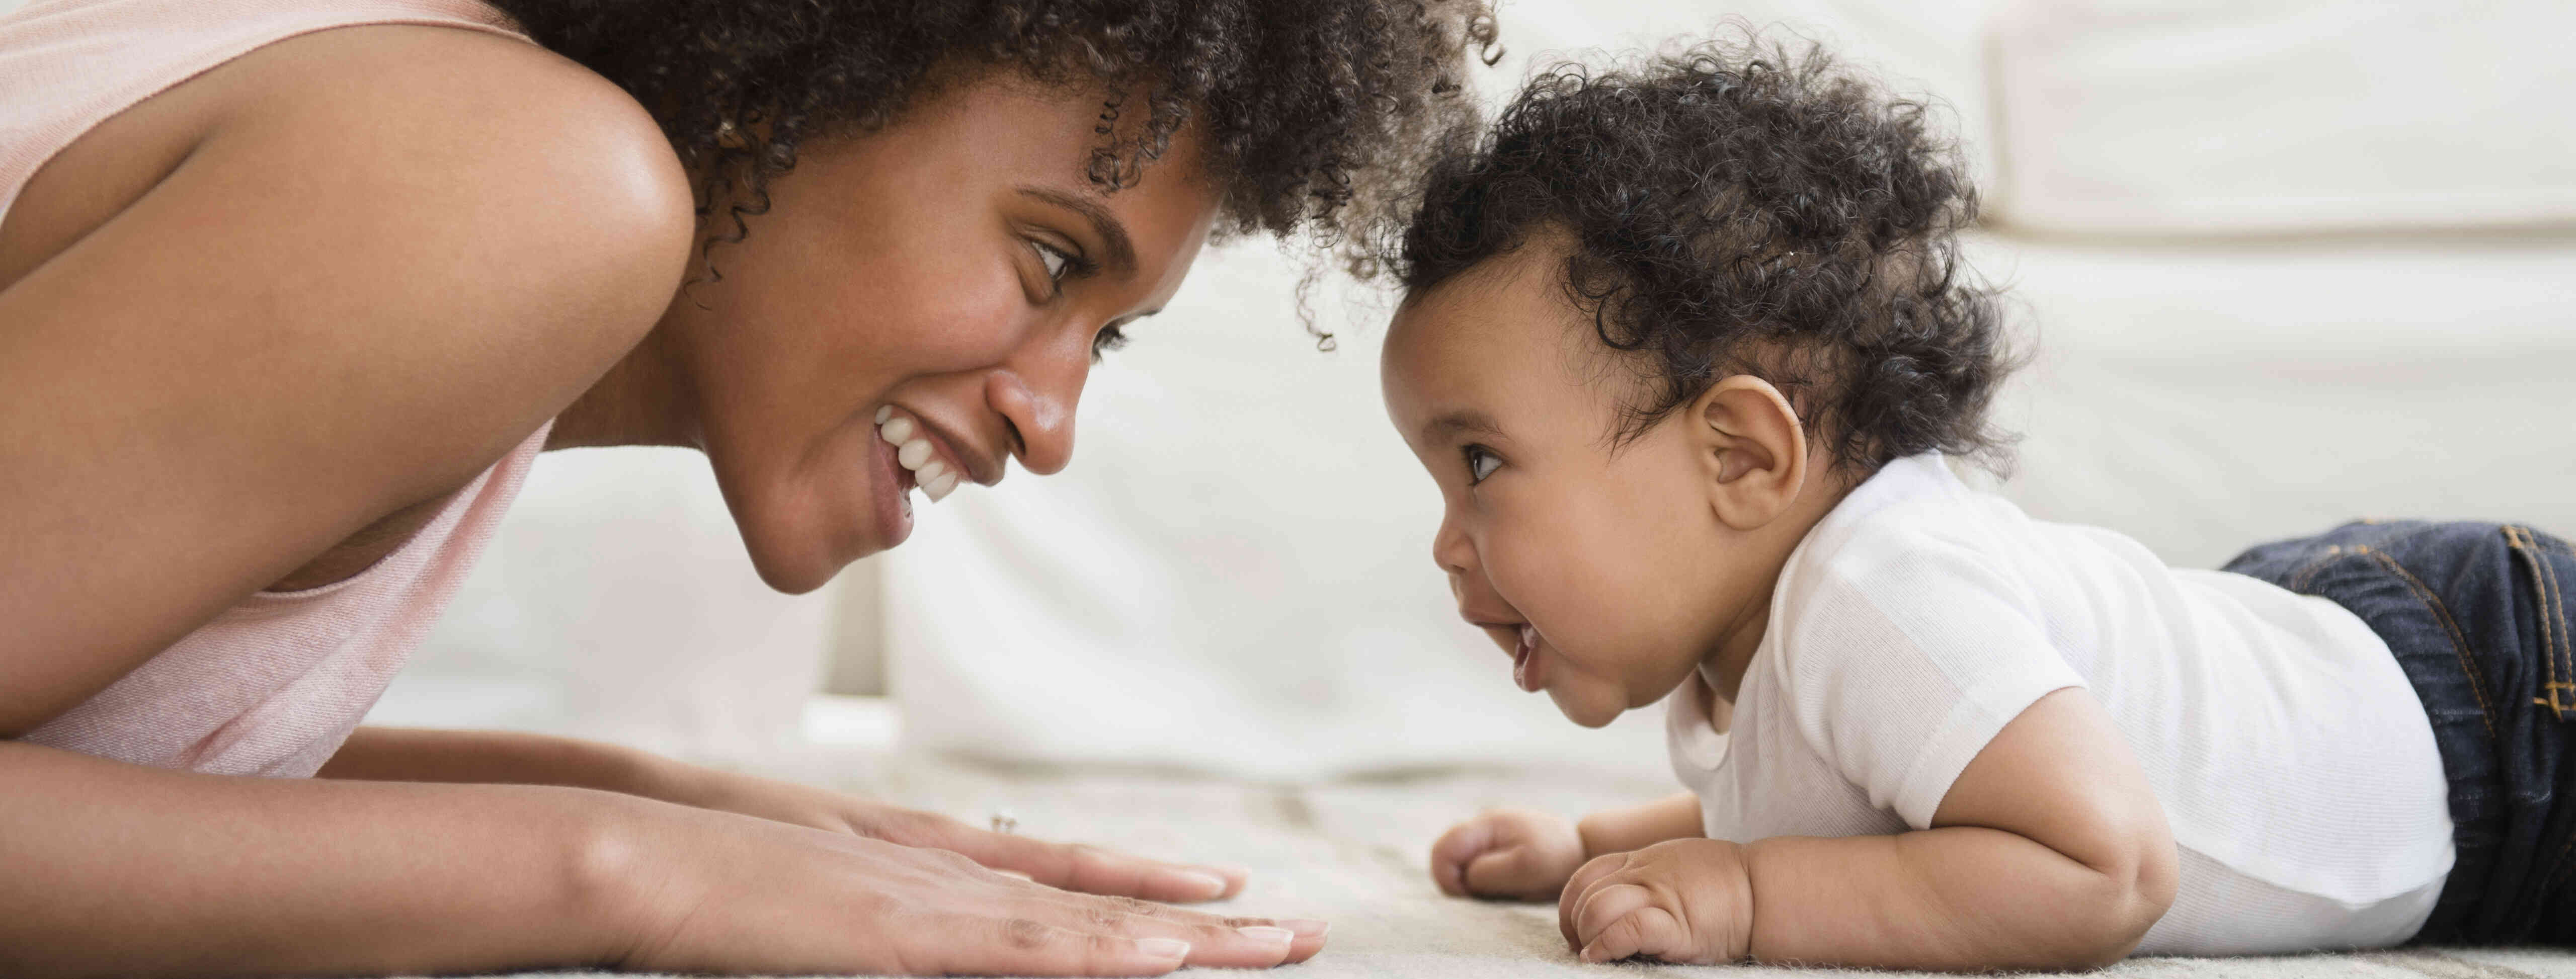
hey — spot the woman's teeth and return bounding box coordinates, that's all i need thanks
[875,406,959,502]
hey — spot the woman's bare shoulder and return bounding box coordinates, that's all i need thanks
[0,23,695,733]
[219,22,701,349]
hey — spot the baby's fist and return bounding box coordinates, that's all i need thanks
[1429,807,1587,901]
[1558,838,1754,965]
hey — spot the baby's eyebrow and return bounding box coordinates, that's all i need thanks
[1422,409,1503,443]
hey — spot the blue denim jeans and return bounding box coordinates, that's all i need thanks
[2224,520,2576,944]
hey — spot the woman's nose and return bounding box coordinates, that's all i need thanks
[985,342,1089,477]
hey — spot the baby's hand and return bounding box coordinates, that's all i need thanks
[1429,807,1587,901]
[1558,838,1754,965]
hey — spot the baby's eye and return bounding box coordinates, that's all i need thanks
[1464,445,1502,484]
[1091,322,1130,359]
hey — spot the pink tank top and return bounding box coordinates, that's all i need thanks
[4,0,552,777]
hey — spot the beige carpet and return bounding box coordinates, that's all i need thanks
[471,750,2576,978]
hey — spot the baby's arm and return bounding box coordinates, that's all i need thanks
[1578,791,1705,858]
[1560,689,2179,971]
[1431,792,1701,901]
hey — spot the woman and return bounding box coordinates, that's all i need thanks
[0,0,1490,974]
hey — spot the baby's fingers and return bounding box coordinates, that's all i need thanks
[1466,845,1564,900]
[1572,883,1695,964]
[1557,853,1629,948]
[1429,819,1497,896]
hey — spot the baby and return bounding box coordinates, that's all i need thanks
[1380,39,2576,970]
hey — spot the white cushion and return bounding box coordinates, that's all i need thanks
[1986,0,2576,235]
[372,448,836,765]
[1967,231,2576,569]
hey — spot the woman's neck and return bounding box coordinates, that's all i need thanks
[547,325,700,450]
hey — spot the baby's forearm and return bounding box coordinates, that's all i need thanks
[0,740,640,977]
[1577,791,1703,858]
[1743,827,2164,970]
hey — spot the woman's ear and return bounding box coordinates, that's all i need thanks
[1689,375,1809,532]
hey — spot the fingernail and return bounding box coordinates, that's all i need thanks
[1237,926,1296,946]
[1279,918,1330,938]
[1177,870,1229,897]
[1137,938,1191,960]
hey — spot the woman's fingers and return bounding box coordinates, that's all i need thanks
[923,832,1325,966]
[915,918,1193,977]
[1022,888,1329,966]
[928,822,1246,902]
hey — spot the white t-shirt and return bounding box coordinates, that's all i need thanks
[1665,453,2454,954]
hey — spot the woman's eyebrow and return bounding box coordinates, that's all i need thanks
[1015,185,1136,273]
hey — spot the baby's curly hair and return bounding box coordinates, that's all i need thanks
[487,0,1496,263]
[1389,33,2015,475]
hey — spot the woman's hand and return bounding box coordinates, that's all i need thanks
[323,727,1254,905]
[1429,806,1588,901]
[1556,838,1753,965]
[682,769,1250,903]
[606,796,1326,975]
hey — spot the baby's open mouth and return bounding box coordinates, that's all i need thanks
[1513,624,1541,692]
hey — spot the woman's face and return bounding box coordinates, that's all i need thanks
[655,71,1223,593]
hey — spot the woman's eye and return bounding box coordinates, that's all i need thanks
[1034,241,1074,282]
[1465,446,1501,484]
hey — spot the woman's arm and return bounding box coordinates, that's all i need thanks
[317,726,680,796]
[321,726,1259,902]
[0,740,630,977]
[1560,689,2180,970]
[0,740,1321,978]
[0,25,691,737]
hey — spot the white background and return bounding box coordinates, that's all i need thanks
[13,0,2563,781]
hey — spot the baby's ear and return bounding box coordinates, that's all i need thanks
[1689,375,1809,532]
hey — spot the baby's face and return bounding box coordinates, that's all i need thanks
[1382,242,1755,728]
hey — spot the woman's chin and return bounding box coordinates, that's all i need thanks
[741,541,843,595]
[735,497,898,596]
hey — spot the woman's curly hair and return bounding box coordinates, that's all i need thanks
[485,0,1496,271]
[1385,32,2016,475]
